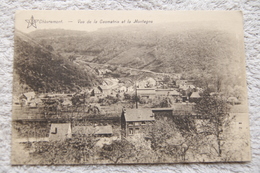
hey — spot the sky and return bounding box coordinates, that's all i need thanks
[15,10,244,35]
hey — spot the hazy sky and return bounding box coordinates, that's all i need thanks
[15,10,244,35]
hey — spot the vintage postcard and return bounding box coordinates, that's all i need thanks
[12,11,251,165]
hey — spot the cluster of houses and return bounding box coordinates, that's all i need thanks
[13,74,246,148]
[13,76,204,110]
[13,91,72,108]
[90,77,203,103]
[13,75,241,123]
[14,92,37,107]
[136,88,201,103]
[91,85,135,97]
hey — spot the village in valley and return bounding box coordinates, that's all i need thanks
[12,67,250,164]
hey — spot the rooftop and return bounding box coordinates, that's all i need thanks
[151,108,174,112]
[190,92,201,98]
[169,90,180,95]
[137,88,156,90]
[23,92,35,99]
[230,105,249,113]
[124,109,155,122]
[137,88,156,95]
[49,123,71,141]
[98,85,111,90]
[72,125,113,135]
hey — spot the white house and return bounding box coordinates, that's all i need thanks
[49,123,72,142]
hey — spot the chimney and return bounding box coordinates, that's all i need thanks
[122,107,126,113]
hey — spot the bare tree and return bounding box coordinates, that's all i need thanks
[195,94,231,157]
[100,139,135,164]
[32,134,99,164]
[144,118,187,162]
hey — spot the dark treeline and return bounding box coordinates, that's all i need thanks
[13,31,100,94]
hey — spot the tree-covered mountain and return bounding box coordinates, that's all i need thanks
[28,23,247,92]
[13,30,100,94]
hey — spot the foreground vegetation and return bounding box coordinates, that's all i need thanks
[12,95,249,164]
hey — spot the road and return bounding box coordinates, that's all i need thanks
[75,60,176,76]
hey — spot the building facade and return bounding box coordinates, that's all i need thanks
[121,109,155,137]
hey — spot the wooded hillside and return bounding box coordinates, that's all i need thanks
[29,25,247,92]
[13,31,100,94]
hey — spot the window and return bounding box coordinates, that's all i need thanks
[135,128,140,134]
[51,127,57,134]
[129,128,133,135]
[239,122,242,124]
[135,122,140,126]
[128,122,133,126]
[141,121,146,125]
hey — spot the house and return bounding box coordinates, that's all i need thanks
[137,88,156,99]
[97,69,112,76]
[27,98,43,108]
[188,85,196,89]
[136,80,146,88]
[49,123,72,142]
[137,77,157,88]
[62,98,72,106]
[196,87,204,93]
[227,97,240,105]
[72,125,113,137]
[173,73,182,80]
[180,87,193,102]
[94,125,113,137]
[145,77,157,88]
[19,92,36,102]
[90,87,102,97]
[126,86,135,93]
[151,105,196,121]
[169,90,180,96]
[229,105,249,134]
[98,85,112,96]
[121,109,155,136]
[118,86,127,93]
[23,92,36,100]
[229,112,249,134]
[34,98,43,105]
[12,97,20,106]
[169,90,181,102]
[189,91,201,102]
[176,80,188,87]
[179,85,189,90]
[155,88,173,97]
[172,103,195,116]
[186,80,195,85]
[151,108,174,120]
[18,92,37,106]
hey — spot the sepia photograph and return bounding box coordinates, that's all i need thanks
[11,10,251,165]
